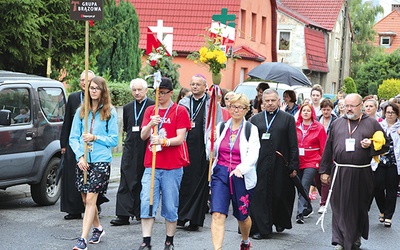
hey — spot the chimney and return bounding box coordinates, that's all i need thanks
[393,4,400,12]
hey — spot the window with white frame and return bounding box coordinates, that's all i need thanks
[380,36,391,47]
[278,31,291,51]
[334,38,340,60]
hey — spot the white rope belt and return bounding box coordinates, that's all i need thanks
[334,162,371,168]
[316,161,370,232]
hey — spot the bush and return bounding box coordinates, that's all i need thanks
[343,77,357,94]
[108,81,132,106]
[378,79,400,100]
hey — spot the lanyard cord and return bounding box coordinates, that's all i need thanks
[264,109,279,133]
[190,95,206,121]
[347,116,362,138]
[134,98,148,126]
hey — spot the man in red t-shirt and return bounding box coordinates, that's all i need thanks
[138,77,191,250]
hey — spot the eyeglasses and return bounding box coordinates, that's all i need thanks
[344,103,362,109]
[386,111,397,115]
[229,105,246,111]
[154,90,172,96]
[89,87,101,92]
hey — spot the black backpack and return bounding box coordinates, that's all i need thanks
[219,121,252,141]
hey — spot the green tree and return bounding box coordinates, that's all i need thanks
[0,0,46,72]
[378,79,400,100]
[355,49,400,96]
[0,0,117,77]
[343,76,357,94]
[349,0,384,77]
[97,0,141,82]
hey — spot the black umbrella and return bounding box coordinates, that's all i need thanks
[248,62,312,87]
[275,151,311,207]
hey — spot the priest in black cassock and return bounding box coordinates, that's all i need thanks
[110,78,154,226]
[320,94,388,250]
[60,70,95,220]
[249,89,299,239]
[178,74,222,231]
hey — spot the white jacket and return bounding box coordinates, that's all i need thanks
[379,119,400,174]
[209,118,260,190]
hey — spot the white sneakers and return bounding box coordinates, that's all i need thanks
[318,205,327,214]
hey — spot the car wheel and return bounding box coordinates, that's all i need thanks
[31,157,61,205]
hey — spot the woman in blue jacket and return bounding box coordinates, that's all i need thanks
[69,76,118,250]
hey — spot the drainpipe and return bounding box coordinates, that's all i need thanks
[338,0,349,90]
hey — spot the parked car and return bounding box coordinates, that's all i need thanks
[0,71,66,205]
[233,81,311,105]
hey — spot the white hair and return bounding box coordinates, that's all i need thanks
[130,78,148,90]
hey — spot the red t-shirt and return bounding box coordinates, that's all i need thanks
[142,102,191,170]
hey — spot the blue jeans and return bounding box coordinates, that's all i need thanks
[297,168,317,215]
[140,167,183,222]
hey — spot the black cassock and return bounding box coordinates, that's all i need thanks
[249,109,299,235]
[115,98,154,218]
[178,97,209,227]
[60,91,85,214]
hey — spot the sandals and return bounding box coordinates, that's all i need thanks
[379,213,385,223]
[384,219,392,227]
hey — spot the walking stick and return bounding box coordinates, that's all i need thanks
[83,21,90,184]
[147,71,161,216]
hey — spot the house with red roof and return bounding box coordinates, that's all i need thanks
[373,9,400,53]
[277,0,352,94]
[123,0,277,90]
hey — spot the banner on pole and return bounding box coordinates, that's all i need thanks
[70,0,104,21]
[146,20,173,56]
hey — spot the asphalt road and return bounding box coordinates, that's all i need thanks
[0,157,399,250]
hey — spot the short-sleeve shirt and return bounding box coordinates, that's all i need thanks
[142,102,191,170]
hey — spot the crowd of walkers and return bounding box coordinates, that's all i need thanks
[60,71,400,250]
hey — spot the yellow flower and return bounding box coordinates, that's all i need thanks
[206,51,214,59]
[199,47,208,57]
[217,53,227,64]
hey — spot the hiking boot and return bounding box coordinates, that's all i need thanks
[73,237,87,250]
[89,227,105,244]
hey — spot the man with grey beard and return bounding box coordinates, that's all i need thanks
[320,94,388,250]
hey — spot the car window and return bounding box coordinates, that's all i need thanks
[0,87,31,125]
[38,87,65,122]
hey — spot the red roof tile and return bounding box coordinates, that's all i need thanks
[279,0,344,31]
[126,0,241,52]
[304,27,328,72]
[277,1,324,29]
[233,46,266,62]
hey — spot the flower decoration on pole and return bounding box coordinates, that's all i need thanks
[187,32,227,85]
[141,44,181,89]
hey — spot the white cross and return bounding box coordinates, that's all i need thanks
[149,20,173,55]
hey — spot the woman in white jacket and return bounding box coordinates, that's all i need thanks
[374,102,400,227]
[209,93,260,250]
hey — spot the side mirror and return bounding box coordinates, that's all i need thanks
[0,109,12,126]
